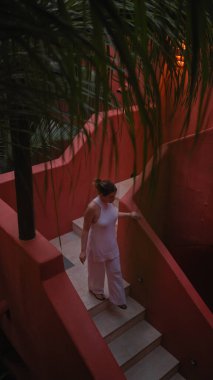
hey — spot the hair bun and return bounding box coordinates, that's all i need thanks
[94,179,117,196]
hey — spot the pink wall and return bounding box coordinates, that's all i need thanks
[0,199,125,380]
[0,109,143,240]
[118,195,213,380]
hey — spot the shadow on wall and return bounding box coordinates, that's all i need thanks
[134,128,213,312]
[169,244,213,311]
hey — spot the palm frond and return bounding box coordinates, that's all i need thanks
[0,0,212,169]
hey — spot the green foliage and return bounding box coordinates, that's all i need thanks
[0,0,212,172]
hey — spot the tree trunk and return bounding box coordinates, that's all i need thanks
[10,118,35,240]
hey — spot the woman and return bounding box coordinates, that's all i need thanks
[79,179,140,309]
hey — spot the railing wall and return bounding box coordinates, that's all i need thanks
[0,199,125,380]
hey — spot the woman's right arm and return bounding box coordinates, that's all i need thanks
[79,205,96,264]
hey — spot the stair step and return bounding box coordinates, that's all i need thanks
[50,231,76,248]
[170,374,186,380]
[108,320,161,371]
[125,346,179,380]
[88,280,131,317]
[92,297,145,343]
[116,177,136,199]
[72,217,84,236]
[50,231,81,266]
[52,207,184,380]
[50,231,131,315]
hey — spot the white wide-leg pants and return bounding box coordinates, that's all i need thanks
[88,255,126,305]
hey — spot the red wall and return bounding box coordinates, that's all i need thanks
[118,194,213,380]
[116,124,213,379]
[0,199,125,380]
[0,87,213,239]
[0,77,212,380]
[134,129,213,311]
[160,75,213,142]
[0,109,143,240]
[165,129,213,310]
[164,129,213,246]
[0,86,212,241]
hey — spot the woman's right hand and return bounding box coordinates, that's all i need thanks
[130,211,141,220]
[79,251,86,264]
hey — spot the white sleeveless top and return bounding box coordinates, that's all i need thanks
[87,196,119,262]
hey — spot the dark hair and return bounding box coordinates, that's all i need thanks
[94,179,117,196]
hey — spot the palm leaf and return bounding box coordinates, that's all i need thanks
[0,0,212,238]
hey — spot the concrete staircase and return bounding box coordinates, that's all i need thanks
[50,210,185,380]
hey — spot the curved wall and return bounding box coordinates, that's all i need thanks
[0,109,143,240]
[0,86,212,240]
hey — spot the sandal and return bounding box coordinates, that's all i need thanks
[90,291,106,301]
[118,304,127,309]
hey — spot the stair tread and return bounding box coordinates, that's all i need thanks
[72,217,84,236]
[108,320,161,367]
[50,231,130,312]
[50,231,78,248]
[50,231,81,265]
[115,177,136,199]
[51,212,182,380]
[73,216,84,226]
[170,374,186,380]
[93,297,145,340]
[125,346,179,380]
